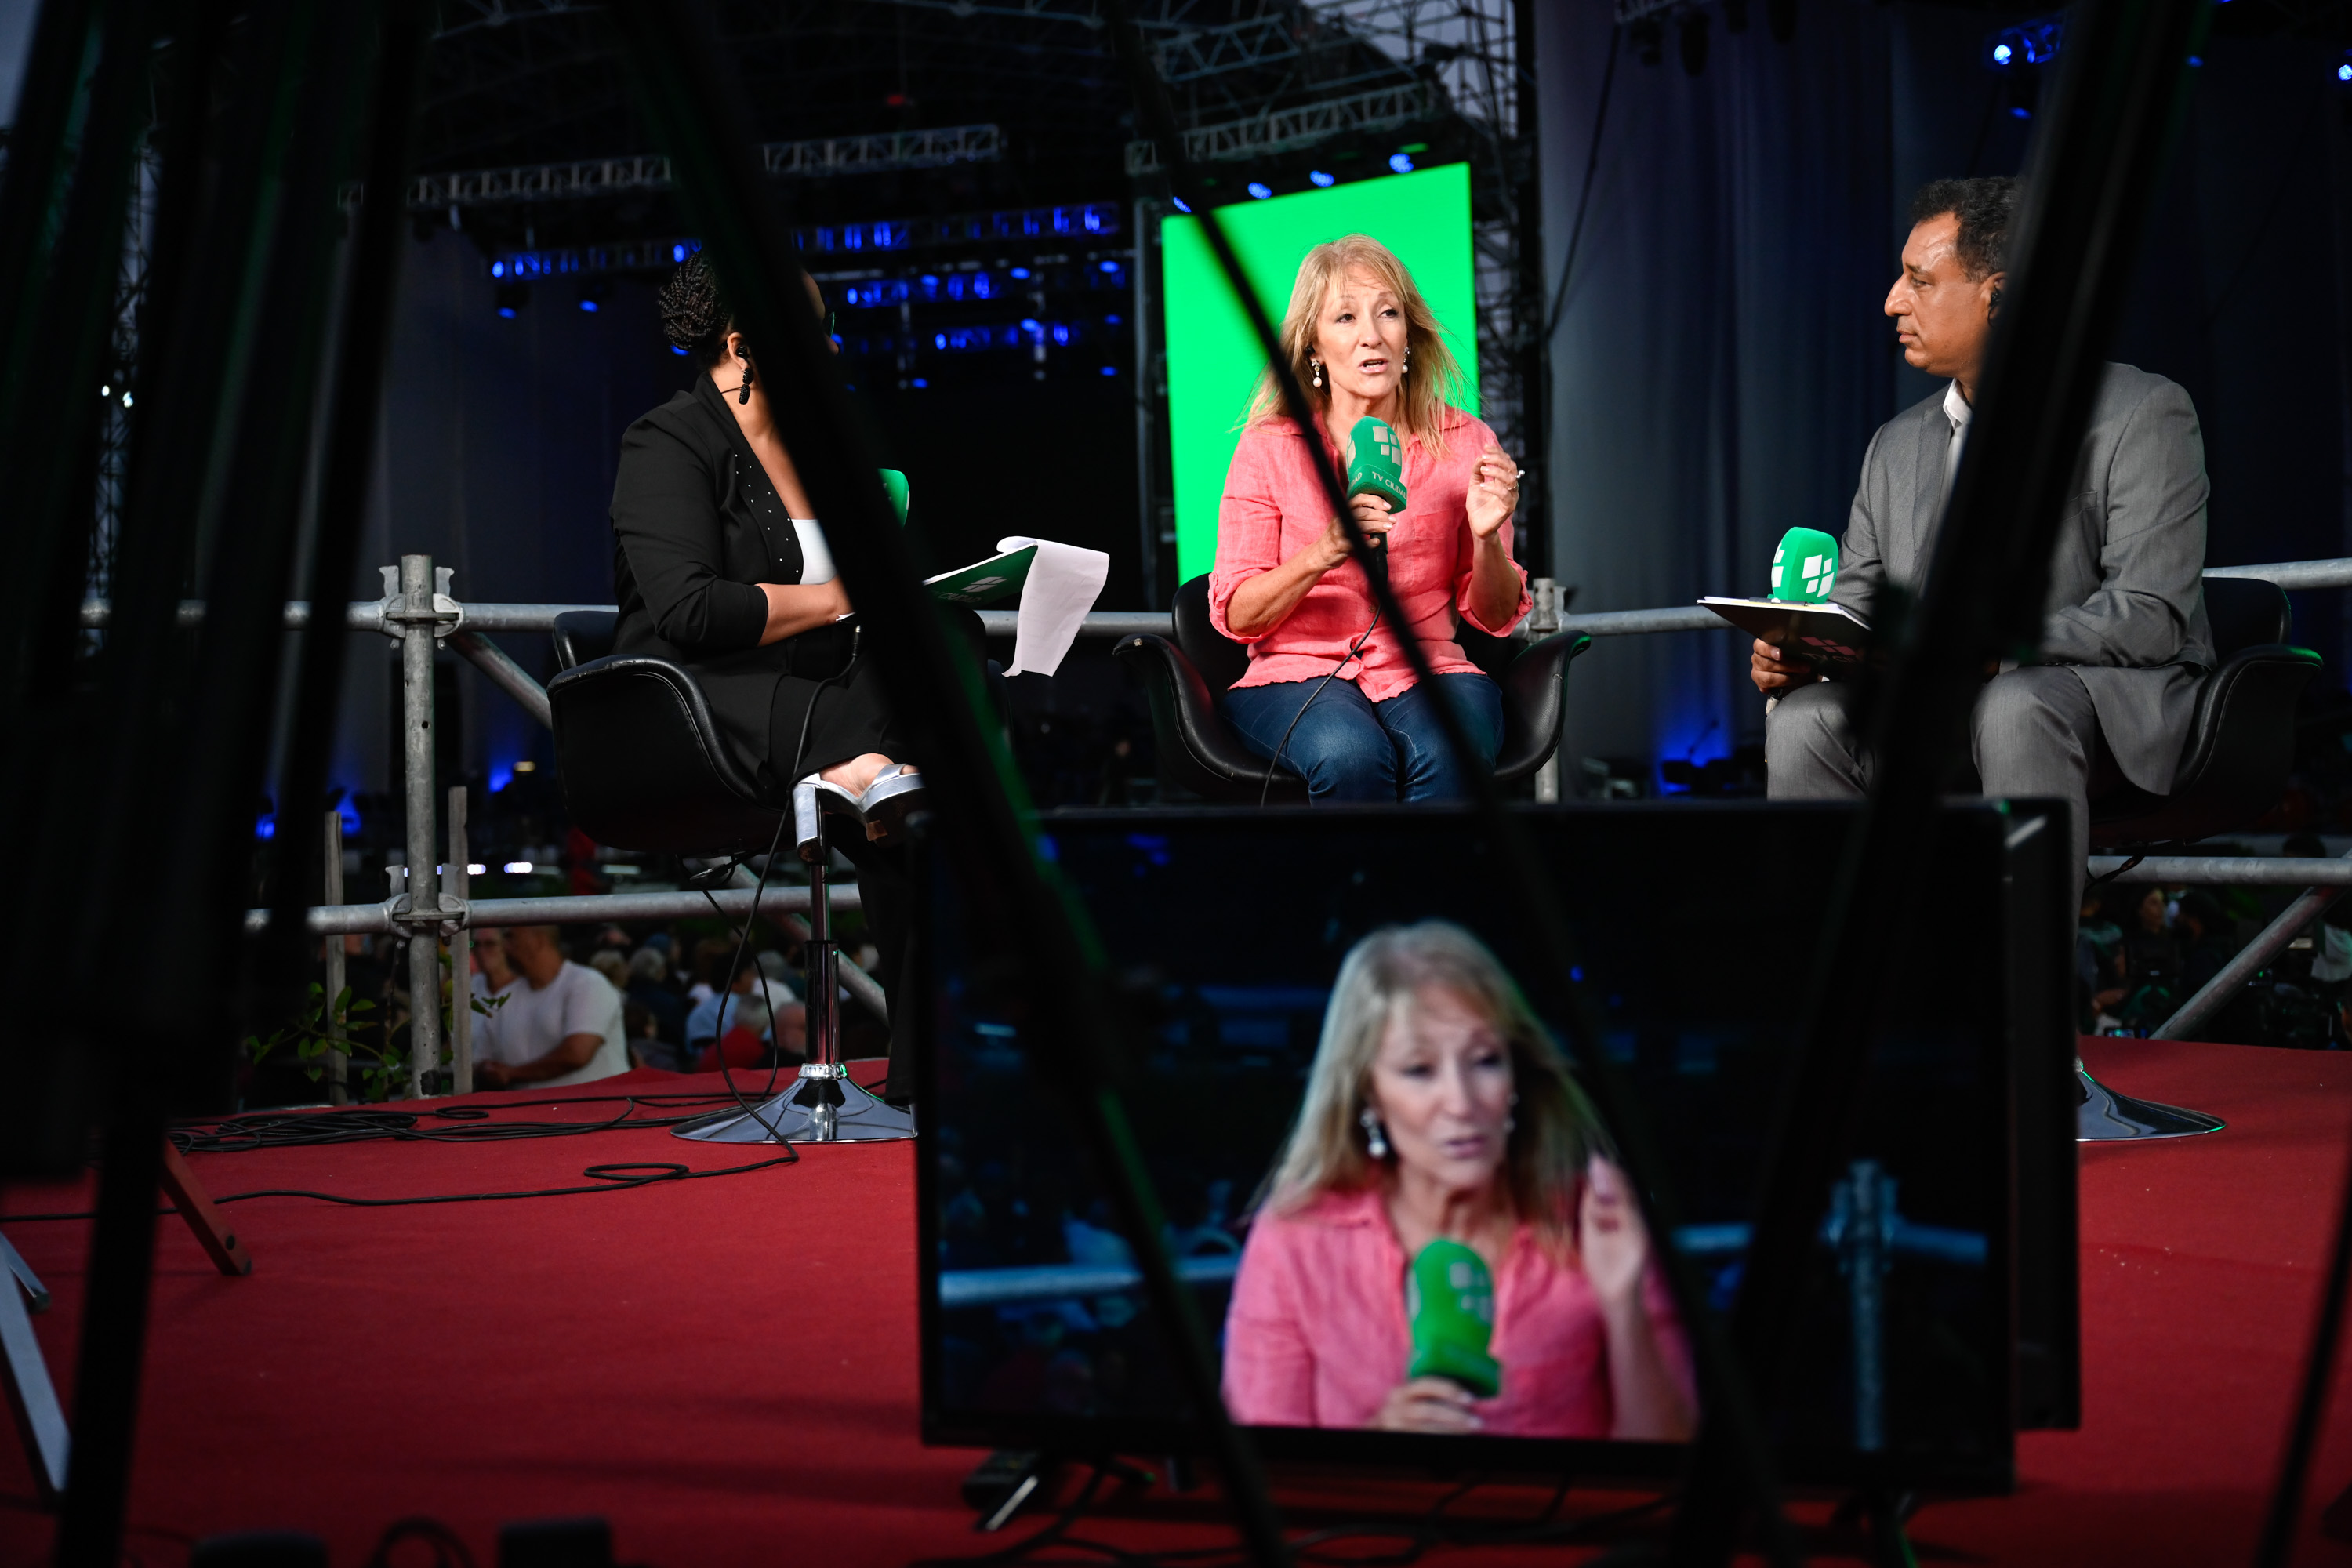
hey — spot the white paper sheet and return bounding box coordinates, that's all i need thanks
[996,535,1109,676]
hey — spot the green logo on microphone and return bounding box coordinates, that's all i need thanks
[1769,527,1840,603]
[1346,417,1409,517]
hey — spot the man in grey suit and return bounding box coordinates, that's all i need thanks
[1759,176,2212,884]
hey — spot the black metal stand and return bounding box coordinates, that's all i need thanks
[672,780,915,1145]
[2077,1061,2226,1142]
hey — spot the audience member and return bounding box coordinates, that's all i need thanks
[475,925,630,1088]
[2077,885,2125,1031]
[2113,886,2183,1029]
[684,949,807,1058]
[2176,891,2237,996]
[686,936,732,1007]
[626,946,688,1046]
[624,1000,681,1073]
[588,949,630,993]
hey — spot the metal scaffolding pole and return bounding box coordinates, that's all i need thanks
[322,811,350,1105]
[448,785,474,1094]
[396,554,442,1098]
[2153,849,2352,1043]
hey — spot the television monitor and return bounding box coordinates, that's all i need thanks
[1158,163,1479,585]
[917,801,2078,1489]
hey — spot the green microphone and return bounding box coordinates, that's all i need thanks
[1404,1239,1501,1399]
[877,468,910,525]
[1345,417,1407,587]
[1769,527,1840,602]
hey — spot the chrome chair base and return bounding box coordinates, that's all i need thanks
[2078,1062,2225,1142]
[672,1065,916,1144]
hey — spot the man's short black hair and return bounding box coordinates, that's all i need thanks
[1908,177,2019,281]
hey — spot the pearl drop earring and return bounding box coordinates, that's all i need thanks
[1311,359,1323,389]
[1358,1107,1389,1160]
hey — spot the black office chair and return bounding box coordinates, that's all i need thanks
[2086,576,2322,850]
[1112,575,1591,801]
[546,610,784,855]
[2076,575,2321,1143]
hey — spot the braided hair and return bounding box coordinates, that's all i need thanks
[659,250,735,368]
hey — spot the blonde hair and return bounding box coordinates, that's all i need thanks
[1242,234,1469,458]
[1256,921,1605,1254]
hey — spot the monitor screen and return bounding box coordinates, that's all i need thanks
[1158,164,1479,585]
[918,803,2074,1488]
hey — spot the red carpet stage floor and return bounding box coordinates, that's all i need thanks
[8,1040,2352,1564]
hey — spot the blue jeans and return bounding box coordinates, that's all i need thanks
[1221,673,1504,804]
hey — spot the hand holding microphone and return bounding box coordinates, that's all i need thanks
[1374,1237,1501,1432]
[1323,416,1408,588]
[1749,525,1841,695]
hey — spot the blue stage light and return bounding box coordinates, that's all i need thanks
[2188,54,2201,65]
[1991,42,2012,63]
[498,307,516,318]
[1247,181,1272,199]
[2340,61,2351,80]
[490,260,506,278]
[1010,266,1030,279]
[1098,260,1119,273]
[489,764,513,793]
[934,332,947,349]
[912,377,928,388]
[1309,170,1335,187]
[671,344,688,356]
[673,243,688,263]
[2010,105,2031,118]
[1172,197,1191,213]
[1388,152,1414,173]
[1099,365,1116,376]
[579,299,597,312]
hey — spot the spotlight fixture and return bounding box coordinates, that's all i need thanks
[1309,169,1335,187]
[1247,181,1272,198]
[1679,9,1710,74]
[1388,151,1415,174]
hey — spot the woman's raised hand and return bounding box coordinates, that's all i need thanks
[1370,1376,1483,1433]
[1316,493,1396,572]
[1578,1155,1652,1310]
[1467,442,1520,543]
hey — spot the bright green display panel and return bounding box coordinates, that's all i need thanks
[1160,162,1478,587]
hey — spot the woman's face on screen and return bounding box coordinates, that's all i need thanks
[1366,985,1515,1194]
[1312,266,1410,405]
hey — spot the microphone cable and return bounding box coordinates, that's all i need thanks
[1259,607,1379,807]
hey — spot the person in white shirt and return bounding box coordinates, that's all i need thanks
[474,925,630,1088]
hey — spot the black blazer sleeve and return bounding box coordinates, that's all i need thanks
[610,416,769,655]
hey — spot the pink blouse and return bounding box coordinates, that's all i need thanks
[1207,408,1532,704]
[1221,1187,1693,1439]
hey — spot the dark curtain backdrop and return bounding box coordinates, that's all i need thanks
[334,233,678,807]
[1537,0,2352,787]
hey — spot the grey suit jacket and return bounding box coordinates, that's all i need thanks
[1829,362,2214,793]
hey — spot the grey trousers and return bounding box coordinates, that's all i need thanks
[1764,666,2113,892]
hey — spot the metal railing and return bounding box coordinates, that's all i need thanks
[198,550,2352,1093]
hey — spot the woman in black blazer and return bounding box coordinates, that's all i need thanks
[608,252,922,1099]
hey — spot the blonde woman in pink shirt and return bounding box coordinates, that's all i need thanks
[1210,236,1531,801]
[1222,923,1697,1440]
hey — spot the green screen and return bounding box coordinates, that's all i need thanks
[1160,162,1478,587]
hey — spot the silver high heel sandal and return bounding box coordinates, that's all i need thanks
[855,763,928,843]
